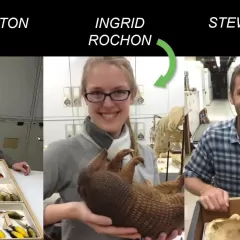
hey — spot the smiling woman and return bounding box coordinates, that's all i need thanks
[80,58,137,139]
[43,56,184,240]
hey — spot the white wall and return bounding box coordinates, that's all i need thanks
[185,60,206,110]
[44,57,184,147]
[184,59,209,135]
[203,68,213,105]
[204,68,211,89]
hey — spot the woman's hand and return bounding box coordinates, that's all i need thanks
[70,202,141,239]
[145,229,183,240]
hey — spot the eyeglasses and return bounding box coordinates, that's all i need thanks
[85,90,131,103]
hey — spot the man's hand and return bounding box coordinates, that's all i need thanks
[70,202,141,239]
[200,185,229,212]
[12,162,31,176]
[145,229,183,240]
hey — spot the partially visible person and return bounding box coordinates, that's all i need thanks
[184,64,240,212]
[0,148,31,175]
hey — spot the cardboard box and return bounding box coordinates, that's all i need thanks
[187,197,240,240]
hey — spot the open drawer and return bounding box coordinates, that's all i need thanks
[0,178,23,202]
[0,159,43,239]
[0,161,11,179]
[0,203,41,239]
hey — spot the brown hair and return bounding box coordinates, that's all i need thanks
[81,57,139,156]
[230,64,240,96]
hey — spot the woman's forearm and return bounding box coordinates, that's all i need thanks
[44,203,73,226]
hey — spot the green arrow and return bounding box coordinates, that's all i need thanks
[154,39,176,88]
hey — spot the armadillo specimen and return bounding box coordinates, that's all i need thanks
[78,149,184,239]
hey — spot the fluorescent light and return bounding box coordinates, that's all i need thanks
[215,56,220,67]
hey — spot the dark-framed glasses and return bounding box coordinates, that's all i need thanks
[85,90,131,103]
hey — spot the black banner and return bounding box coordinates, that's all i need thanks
[0,12,240,56]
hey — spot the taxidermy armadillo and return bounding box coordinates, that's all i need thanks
[78,149,184,239]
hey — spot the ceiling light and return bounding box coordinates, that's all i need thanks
[215,56,220,67]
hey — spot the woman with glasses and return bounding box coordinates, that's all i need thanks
[44,57,180,240]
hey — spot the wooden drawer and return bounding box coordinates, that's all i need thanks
[0,160,43,239]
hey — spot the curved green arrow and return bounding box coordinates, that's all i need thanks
[154,39,176,88]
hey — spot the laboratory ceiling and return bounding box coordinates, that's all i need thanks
[196,56,236,73]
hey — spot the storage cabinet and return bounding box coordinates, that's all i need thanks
[0,57,43,171]
[185,91,200,136]
[134,57,168,116]
[43,57,77,118]
[44,120,73,147]
[203,68,213,106]
[0,121,30,163]
[0,120,44,171]
[25,123,43,171]
[0,57,41,119]
[33,63,43,121]
[185,60,206,111]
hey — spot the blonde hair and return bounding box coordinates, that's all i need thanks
[81,57,139,156]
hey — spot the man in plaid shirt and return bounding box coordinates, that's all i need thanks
[184,64,240,212]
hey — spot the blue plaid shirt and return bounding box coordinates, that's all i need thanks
[184,117,240,197]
